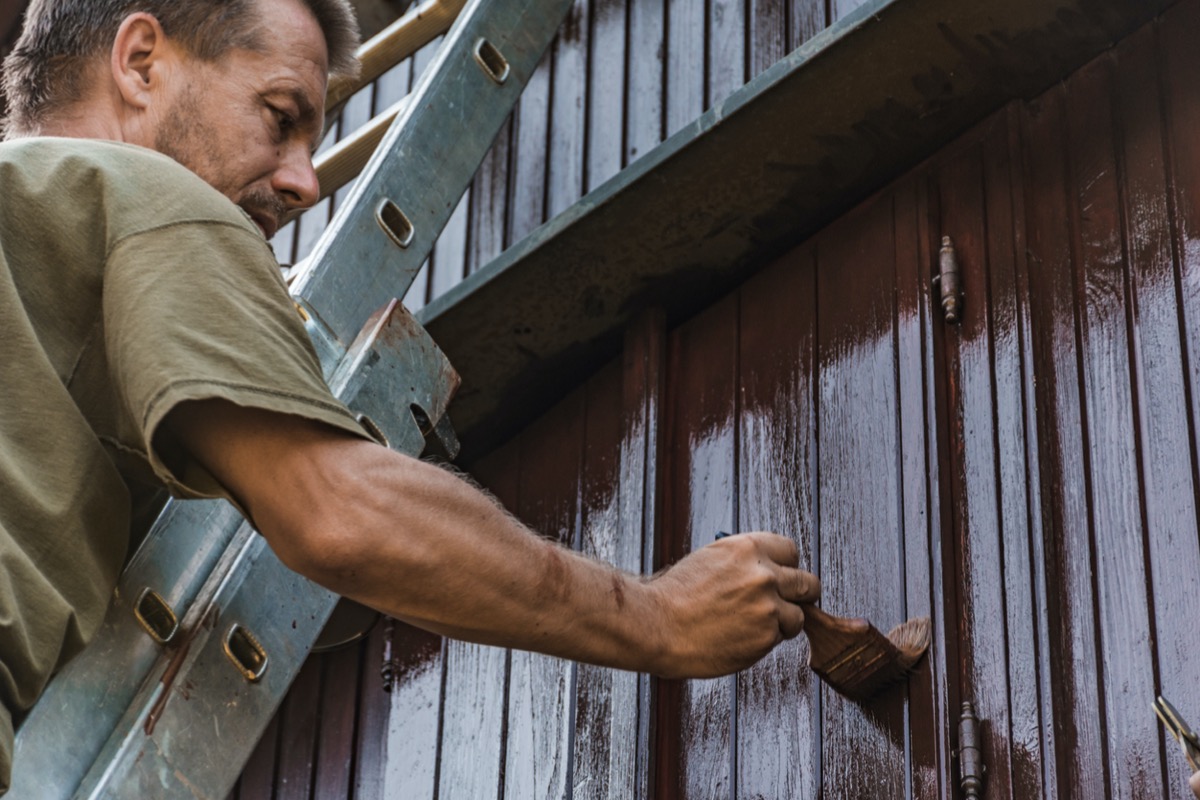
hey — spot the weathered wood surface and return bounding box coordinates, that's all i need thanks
[237,4,1200,798]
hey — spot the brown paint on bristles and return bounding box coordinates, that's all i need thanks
[801,605,931,701]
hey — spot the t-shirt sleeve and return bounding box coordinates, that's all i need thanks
[102,218,372,500]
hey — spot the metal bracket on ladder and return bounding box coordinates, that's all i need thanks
[10,0,574,795]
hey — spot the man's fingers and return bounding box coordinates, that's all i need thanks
[739,531,799,566]
[778,566,821,604]
[777,600,806,639]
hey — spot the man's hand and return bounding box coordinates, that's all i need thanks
[162,399,818,678]
[646,532,821,679]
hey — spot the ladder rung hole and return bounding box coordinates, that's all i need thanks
[474,38,510,84]
[377,199,414,248]
[224,624,269,683]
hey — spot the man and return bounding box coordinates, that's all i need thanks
[0,0,821,789]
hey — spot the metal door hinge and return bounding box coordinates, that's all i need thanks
[957,701,986,798]
[933,235,963,324]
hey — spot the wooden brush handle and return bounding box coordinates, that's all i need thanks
[801,604,872,665]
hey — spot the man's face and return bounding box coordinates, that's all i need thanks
[153,0,329,239]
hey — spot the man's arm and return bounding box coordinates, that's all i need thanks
[161,399,820,679]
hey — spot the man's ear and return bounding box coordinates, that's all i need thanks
[110,12,173,110]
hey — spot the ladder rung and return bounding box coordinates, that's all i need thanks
[325,0,468,116]
[314,97,409,204]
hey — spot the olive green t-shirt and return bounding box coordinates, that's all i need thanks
[0,137,369,791]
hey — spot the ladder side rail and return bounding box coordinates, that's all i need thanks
[292,0,578,349]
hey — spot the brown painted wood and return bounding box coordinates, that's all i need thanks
[311,646,361,800]
[1063,53,1163,800]
[379,622,443,797]
[276,658,323,800]
[734,241,819,798]
[894,173,943,800]
[571,361,628,800]
[350,605,391,799]
[657,296,739,799]
[1019,83,1108,800]
[503,392,585,798]
[1140,7,1200,794]
[235,711,282,799]
[935,132,1022,800]
[815,190,908,798]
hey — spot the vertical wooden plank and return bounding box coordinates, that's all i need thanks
[571,361,628,800]
[467,118,512,275]
[816,191,907,799]
[981,110,1049,800]
[934,137,1018,800]
[311,645,361,800]
[586,0,627,190]
[293,125,339,262]
[508,50,553,244]
[438,443,518,800]
[381,623,444,799]
[622,309,667,797]
[656,296,737,800]
[748,0,786,81]
[789,0,827,51]
[1063,54,1162,800]
[351,613,390,800]
[276,658,323,800]
[1019,85,1107,800]
[236,711,282,800]
[430,193,470,302]
[707,0,745,108]
[625,0,664,165]
[548,0,590,218]
[665,0,704,137]
[1144,7,1200,793]
[331,88,376,213]
[735,244,819,798]
[503,394,583,800]
[895,173,943,800]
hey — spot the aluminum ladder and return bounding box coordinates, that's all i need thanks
[9,0,574,795]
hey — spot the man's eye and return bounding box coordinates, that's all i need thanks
[270,106,295,133]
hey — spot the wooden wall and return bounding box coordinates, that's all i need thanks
[234,1,1200,798]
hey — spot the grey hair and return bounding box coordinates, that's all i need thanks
[2,0,360,136]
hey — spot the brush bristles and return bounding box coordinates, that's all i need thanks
[887,616,932,670]
[809,616,932,701]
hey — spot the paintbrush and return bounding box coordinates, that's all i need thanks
[802,604,931,701]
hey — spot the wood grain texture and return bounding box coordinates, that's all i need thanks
[507,50,553,245]
[735,243,819,799]
[707,0,745,108]
[586,0,627,190]
[503,392,584,799]
[815,190,907,799]
[1019,85,1108,800]
[935,136,1019,800]
[893,175,942,800]
[351,615,391,800]
[624,0,664,166]
[548,0,589,219]
[664,0,704,138]
[437,442,518,800]
[1063,54,1163,800]
[1148,5,1200,794]
[658,297,738,800]
[312,646,362,800]
[571,362,628,800]
[276,658,323,800]
[380,623,444,798]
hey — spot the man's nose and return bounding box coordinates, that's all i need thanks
[273,145,321,210]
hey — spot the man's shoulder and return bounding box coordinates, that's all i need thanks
[0,137,258,240]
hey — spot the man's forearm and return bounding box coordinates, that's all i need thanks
[166,400,821,679]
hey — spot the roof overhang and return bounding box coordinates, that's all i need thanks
[421,0,1177,460]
